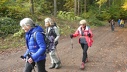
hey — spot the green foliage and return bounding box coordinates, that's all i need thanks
[0,0,8,6]
[0,17,20,37]
[96,11,111,20]
[57,11,82,20]
[88,18,105,26]
[56,19,78,36]
[96,0,107,7]
[64,0,74,11]
[34,0,56,14]
[0,1,31,19]
[13,29,25,38]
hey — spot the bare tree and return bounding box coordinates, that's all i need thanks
[30,0,34,14]
[84,0,87,13]
[54,0,57,16]
[74,0,77,15]
[77,0,80,15]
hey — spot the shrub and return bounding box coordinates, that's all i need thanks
[0,17,20,37]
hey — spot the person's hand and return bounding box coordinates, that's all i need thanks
[54,41,58,46]
[20,55,25,59]
[70,34,73,39]
[87,33,91,37]
[20,55,26,61]
[28,57,33,63]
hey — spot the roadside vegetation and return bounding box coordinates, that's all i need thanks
[0,0,127,50]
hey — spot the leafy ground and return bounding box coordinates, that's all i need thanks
[0,23,127,72]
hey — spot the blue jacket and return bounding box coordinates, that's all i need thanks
[24,25,46,62]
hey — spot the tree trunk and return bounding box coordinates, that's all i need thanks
[84,0,87,13]
[30,0,34,14]
[74,0,77,15]
[78,0,80,15]
[54,0,57,16]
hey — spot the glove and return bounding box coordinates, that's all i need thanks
[20,55,25,59]
[55,41,58,46]
[87,33,91,37]
[70,34,73,38]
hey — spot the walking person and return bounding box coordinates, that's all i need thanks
[110,19,115,31]
[118,19,121,27]
[120,19,125,28]
[70,19,93,70]
[20,18,47,72]
[44,17,61,69]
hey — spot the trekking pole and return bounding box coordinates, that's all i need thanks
[20,55,36,72]
[71,38,73,49]
[27,54,36,72]
[55,45,62,66]
[30,63,36,72]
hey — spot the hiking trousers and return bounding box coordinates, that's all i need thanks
[49,49,59,64]
[24,59,47,72]
[80,43,88,63]
[111,25,114,31]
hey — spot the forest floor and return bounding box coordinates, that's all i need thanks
[0,23,127,72]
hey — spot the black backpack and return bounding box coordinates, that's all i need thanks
[46,25,59,46]
[33,31,51,53]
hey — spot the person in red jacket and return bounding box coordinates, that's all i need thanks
[70,19,93,70]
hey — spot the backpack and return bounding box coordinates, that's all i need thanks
[47,23,60,37]
[46,24,59,46]
[33,31,51,53]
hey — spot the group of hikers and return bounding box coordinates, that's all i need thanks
[20,17,93,72]
[118,19,125,28]
[109,19,125,31]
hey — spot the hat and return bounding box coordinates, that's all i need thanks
[79,20,87,25]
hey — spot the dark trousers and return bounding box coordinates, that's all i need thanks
[24,59,47,72]
[80,43,88,63]
[121,24,124,28]
[111,25,114,31]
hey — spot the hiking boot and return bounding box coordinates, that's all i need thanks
[49,63,56,69]
[80,62,85,70]
[85,58,88,63]
[55,61,61,69]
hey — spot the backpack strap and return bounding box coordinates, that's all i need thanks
[48,26,57,38]
[33,32,37,42]
[33,31,45,42]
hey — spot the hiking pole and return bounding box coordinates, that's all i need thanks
[55,44,62,67]
[71,38,73,49]
[20,55,36,72]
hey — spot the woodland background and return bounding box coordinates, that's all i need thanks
[1,0,127,50]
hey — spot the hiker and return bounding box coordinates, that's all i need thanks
[120,19,125,28]
[118,19,121,27]
[110,19,115,31]
[44,17,61,69]
[20,18,47,72]
[70,19,93,70]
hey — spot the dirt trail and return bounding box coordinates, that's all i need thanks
[0,24,127,72]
